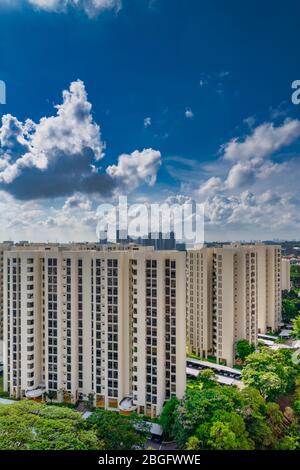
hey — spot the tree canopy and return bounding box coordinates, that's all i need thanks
[282,288,300,322]
[160,355,300,450]
[292,315,300,340]
[242,348,298,400]
[0,401,101,450]
[86,409,150,450]
[236,339,255,362]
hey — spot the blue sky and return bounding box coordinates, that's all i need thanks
[0,0,300,241]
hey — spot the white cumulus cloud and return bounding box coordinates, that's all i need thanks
[0,80,162,201]
[222,119,300,162]
[194,118,300,239]
[106,148,162,190]
[0,80,109,199]
[198,176,222,198]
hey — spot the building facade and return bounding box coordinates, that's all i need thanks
[3,247,186,417]
[186,247,212,358]
[0,242,15,342]
[2,240,283,407]
[281,258,291,292]
[256,245,282,334]
[186,244,282,366]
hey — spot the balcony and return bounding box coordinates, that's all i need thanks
[25,387,45,399]
[119,397,137,415]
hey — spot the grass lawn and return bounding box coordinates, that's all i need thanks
[187,353,217,364]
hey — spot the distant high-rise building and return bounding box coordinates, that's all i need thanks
[114,231,179,251]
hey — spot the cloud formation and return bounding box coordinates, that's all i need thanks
[222,119,300,162]
[63,192,92,211]
[144,117,151,128]
[203,190,300,233]
[197,119,300,198]
[0,80,112,199]
[106,148,161,190]
[185,108,194,119]
[0,80,162,200]
[27,0,121,17]
[194,118,300,238]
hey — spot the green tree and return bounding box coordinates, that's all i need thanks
[277,435,299,450]
[197,369,216,387]
[291,265,300,286]
[212,410,254,450]
[293,399,300,416]
[292,314,300,339]
[282,287,300,322]
[159,396,179,441]
[168,381,246,449]
[242,370,282,400]
[242,348,298,400]
[238,387,283,449]
[86,409,150,450]
[282,299,299,322]
[0,401,101,450]
[236,339,255,362]
[186,436,200,450]
[208,411,254,450]
[160,346,300,451]
[265,402,287,440]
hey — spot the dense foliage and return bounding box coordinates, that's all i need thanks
[160,350,300,450]
[282,288,300,322]
[86,409,151,450]
[242,348,298,400]
[235,339,255,362]
[0,402,151,450]
[0,401,101,450]
[291,266,300,288]
[292,314,300,340]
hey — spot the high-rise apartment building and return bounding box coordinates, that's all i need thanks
[3,247,186,417]
[0,241,152,341]
[2,239,283,409]
[281,258,291,292]
[211,245,258,366]
[187,244,258,366]
[186,244,282,366]
[0,242,14,341]
[186,247,212,358]
[256,245,282,334]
